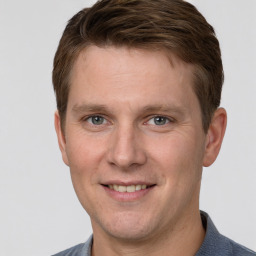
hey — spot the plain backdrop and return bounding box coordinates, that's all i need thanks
[0,0,255,255]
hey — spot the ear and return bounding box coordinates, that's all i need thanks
[203,108,227,167]
[54,111,69,166]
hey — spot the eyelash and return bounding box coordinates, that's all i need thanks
[146,116,173,126]
[82,115,109,127]
[82,115,174,127]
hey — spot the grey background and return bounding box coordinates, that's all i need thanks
[0,0,255,255]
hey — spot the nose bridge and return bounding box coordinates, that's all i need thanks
[107,122,146,168]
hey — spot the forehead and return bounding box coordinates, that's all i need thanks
[72,45,193,78]
[68,45,198,112]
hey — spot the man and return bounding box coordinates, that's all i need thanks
[52,0,255,255]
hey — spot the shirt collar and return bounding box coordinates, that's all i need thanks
[196,210,231,255]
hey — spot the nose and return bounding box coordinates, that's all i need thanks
[106,124,147,169]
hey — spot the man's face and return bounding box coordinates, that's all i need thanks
[56,46,210,241]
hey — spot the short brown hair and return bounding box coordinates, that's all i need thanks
[52,0,223,132]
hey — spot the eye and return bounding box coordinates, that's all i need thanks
[87,116,106,125]
[147,116,170,126]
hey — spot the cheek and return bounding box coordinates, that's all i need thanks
[149,133,204,182]
[65,133,106,183]
[66,129,104,161]
[66,135,105,213]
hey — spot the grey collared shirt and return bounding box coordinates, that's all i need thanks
[52,211,255,256]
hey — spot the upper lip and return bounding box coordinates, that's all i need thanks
[101,180,155,186]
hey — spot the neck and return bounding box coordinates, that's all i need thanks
[91,210,205,256]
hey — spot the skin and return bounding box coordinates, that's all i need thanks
[55,46,227,256]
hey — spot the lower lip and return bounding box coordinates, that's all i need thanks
[102,185,155,202]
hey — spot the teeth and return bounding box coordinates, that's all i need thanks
[118,185,126,192]
[136,185,142,191]
[127,185,135,192]
[108,184,149,192]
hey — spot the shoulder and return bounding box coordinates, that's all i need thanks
[222,235,256,256]
[52,243,85,256]
[197,211,255,256]
[52,236,93,256]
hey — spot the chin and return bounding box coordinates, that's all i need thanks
[106,226,155,242]
[93,212,158,242]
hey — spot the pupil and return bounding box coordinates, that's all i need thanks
[154,116,166,125]
[92,116,103,125]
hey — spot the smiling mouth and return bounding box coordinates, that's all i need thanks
[103,184,155,193]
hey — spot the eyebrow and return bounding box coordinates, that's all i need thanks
[72,104,110,114]
[141,104,185,115]
[71,103,185,116]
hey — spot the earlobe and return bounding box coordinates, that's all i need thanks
[203,108,227,167]
[54,111,70,166]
